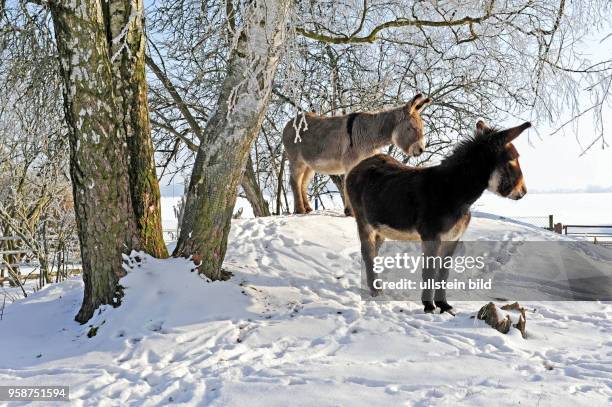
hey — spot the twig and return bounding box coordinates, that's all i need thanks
[1,294,6,320]
[1,260,27,298]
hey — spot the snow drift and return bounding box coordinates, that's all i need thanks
[1,212,611,406]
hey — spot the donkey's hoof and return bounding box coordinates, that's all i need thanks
[423,301,436,313]
[304,206,313,213]
[435,301,453,312]
[435,300,454,314]
[370,288,383,298]
[344,207,353,217]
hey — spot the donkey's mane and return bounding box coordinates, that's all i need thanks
[439,126,500,168]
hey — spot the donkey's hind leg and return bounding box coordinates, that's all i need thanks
[358,223,382,297]
[289,160,307,214]
[301,166,315,213]
[434,240,459,314]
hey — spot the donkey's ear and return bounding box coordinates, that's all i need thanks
[501,122,531,143]
[414,97,432,112]
[406,93,423,111]
[476,120,488,131]
[475,120,489,136]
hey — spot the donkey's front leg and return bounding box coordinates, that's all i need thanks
[358,224,382,297]
[421,240,440,313]
[434,240,460,315]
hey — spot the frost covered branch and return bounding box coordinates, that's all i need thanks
[296,1,495,44]
[110,8,142,63]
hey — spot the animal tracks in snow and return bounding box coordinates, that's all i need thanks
[1,212,610,405]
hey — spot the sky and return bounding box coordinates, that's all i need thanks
[513,119,611,193]
[511,25,612,193]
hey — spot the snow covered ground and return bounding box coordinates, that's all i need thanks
[1,212,611,406]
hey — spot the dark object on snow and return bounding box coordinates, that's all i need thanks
[87,326,98,338]
[477,302,527,338]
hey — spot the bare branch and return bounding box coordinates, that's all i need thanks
[296,5,494,44]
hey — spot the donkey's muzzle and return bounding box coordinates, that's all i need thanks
[509,185,527,200]
[407,138,426,157]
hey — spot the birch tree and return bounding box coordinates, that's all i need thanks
[46,0,166,322]
[146,54,270,217]
[48,1,137,322]
[107,1,168,258]
[173,0,293,279]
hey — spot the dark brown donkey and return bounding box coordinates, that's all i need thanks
[345,120,531,314]
[282,94,431,214]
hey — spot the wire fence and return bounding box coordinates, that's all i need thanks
[508,215,553,229]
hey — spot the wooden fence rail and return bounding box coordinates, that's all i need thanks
[1,235,81,287]
[563,225,612,247]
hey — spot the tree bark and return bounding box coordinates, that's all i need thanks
[173,0,292,279]
[242,155,270,217]
[106,0,167,258]
[50,0,140,323]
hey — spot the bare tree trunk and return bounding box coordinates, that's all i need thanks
[50,0,139,323]
[242,155,270,217]
[174,0,292,279]
[106,0,168,258]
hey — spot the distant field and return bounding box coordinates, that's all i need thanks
[474,192,612,225]
[161,192,612,230]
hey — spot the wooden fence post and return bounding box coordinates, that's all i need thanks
[548,215,554,230]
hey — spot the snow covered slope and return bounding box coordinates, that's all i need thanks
[1,212,611,406]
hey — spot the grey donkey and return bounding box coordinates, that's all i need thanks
[282,94,432,214]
